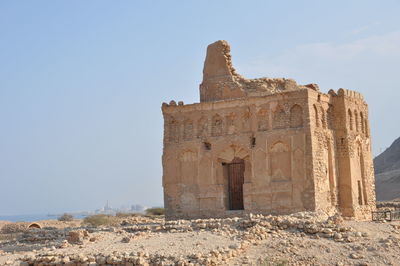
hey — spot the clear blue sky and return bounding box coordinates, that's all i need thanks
[1,1,399,215]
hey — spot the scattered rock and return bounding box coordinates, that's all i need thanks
[122,236,131,243]
[67,230,89,244]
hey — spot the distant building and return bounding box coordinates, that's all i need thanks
[131,204,145,213]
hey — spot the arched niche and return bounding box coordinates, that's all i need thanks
[257,108,269,131]
[290,104,303,128]
[270,141,291,181]
[225,112,237,135]
[313,104,319,127]
[348,109,353,131]
[354,110,359,132]
[273,105,287,129]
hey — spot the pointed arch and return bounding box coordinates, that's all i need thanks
[217,144,250,162]
[354,110,359,132]
[270,141,289,153]
[360,112,364,134]
[348,109,353,131]
[357,142,368,205]
[270,141,291,181]
[273,105,287,129]
[290,104,303,128]
[313,104,319,127]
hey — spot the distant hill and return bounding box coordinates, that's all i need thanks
[374,137,400,201]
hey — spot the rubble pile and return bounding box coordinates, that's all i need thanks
[6,211,376,266]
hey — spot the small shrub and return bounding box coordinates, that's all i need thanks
[0,223,27,234]
[145,207,165,216]
[83,214,114,227]
[58,213,74,221]
[115,212,139,218]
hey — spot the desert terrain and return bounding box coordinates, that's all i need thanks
[1,208,400,266]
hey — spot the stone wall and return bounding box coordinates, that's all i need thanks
[162,89,316,219]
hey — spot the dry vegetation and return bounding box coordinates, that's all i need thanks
[145,207,165,216]
[82,214,118,227]
[58,214,74,222]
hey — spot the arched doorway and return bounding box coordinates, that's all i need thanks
[227,158,244,210]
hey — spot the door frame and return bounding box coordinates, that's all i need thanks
[227,158,245,210]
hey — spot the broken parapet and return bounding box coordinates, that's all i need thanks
[337,88,364,100]
[199,40,319,102]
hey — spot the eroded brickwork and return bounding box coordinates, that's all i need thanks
[162,40,376,220]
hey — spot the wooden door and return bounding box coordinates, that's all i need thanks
[228,159,244,210]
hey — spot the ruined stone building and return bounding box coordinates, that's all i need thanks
[162,40,376,220]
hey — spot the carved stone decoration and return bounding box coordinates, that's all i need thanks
[168,117,179,143]
[211,114,223,136]
[197,116,208,139]
[290,104,303,128]
[183,119,193,141]
[257,108,269,131]
[225,112,236,135]
[292,148,304,179]
[199,153,213,185]
[163,153,180,185]
[254,148,267,182]
[180,150,198,185]
[218,144,249,162]
[273,105,287,129]
[270,141,291,181]
[241,109,251,132]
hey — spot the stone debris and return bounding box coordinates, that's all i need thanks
[2,210,400,265]
[1,211,381,266]
[67,229,89,244]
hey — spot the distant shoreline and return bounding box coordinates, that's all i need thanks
[0,213,87,223]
